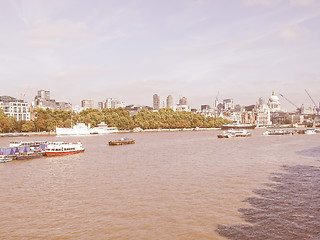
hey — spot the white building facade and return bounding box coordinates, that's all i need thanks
[268,90,281,112]
[98,98,125,110]
[255,103,272,126]
[0,96,30,121]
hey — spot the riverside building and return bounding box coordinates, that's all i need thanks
[153,94,160,110]
[0,96,30,121]
[255,98,272,126]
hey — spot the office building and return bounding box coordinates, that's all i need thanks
[33,90,72,110]
[0,96,30,121]
[98,98,125,110]
[81,100,94,109]
[179,97,187,106]
[153,94,160,110]
[166,95,173,108]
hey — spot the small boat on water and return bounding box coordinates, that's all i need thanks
[217,129,251,138]
[15,152,43,160]
[294,129,306,134]
[263,129,292,136]
[217,131,234,138]
[109,138,135,146]
[304,129,316,135]
[292,129,317,135]
[45,142,85,156]
[0,155,13,163]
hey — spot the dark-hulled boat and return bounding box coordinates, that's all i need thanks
[109,138,135,146]
[15,152,43,160]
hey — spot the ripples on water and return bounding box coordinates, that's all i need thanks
[217,164,320,240]
[1,132,320,239]
[297,146,320,159]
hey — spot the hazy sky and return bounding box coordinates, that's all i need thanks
[1,0,320,110]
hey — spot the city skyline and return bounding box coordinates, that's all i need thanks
[1,0,320,110]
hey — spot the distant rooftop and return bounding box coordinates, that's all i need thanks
[0,96,24,103]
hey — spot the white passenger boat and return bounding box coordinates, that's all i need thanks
[45,142,85,156]
[218,129,251,138]
[56,122,118,135]
[0,155,13,163]
[304,129,316,135]
[233,129,252,137]
[9,141,48,148]
[263,129,292,136]
[217,131,234,138]
[89,122,118,135]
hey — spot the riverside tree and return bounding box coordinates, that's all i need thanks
[0,107,230,132]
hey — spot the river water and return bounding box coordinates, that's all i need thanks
[0,130,319,239]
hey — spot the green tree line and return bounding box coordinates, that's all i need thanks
[0,107,230,133]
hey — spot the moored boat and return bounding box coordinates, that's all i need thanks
[292,129,317,135]
[304,129,316,135]
[15,152,44,160]
[0,155,13,163]
[45,142,85,156]
[9,141,47,148]
[263,129,292,135]
[56,122,118,135]
[233,129,252,137]
[109,138,135,146]
[217,129,251,138]
[217,131,234,138]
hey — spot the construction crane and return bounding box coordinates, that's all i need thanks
[305,89,319,115]
[21,86,29,100]
[279,93,302,113]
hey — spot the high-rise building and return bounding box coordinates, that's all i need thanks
[214,97,219,108]
[0,96,30,121]
[153,94,160,110]
[38,90,50,101]
[33,90,72,110]
[179,97,187,105]
[98,98,125,110]
[201,105,210,111]
[223,99,234,110]
[81,100,94,109]
[166,95,173,108]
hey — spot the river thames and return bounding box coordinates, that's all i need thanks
[1,130,319,239]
